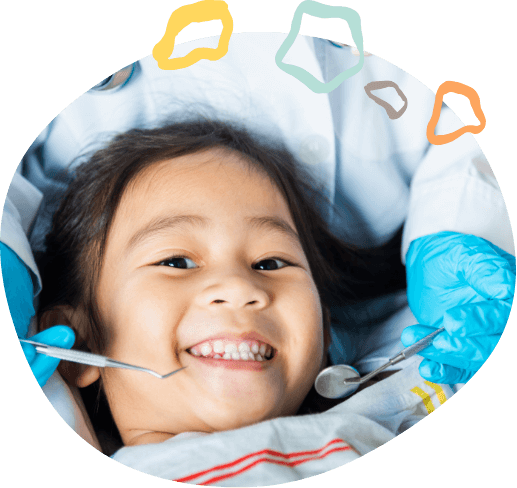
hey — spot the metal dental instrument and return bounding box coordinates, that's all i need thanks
[315,326,446,399]
[19,338,187,379]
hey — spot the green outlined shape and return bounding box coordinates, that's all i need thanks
[275,1,365,94]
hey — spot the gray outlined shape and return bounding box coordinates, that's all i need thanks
[364,81,408,120]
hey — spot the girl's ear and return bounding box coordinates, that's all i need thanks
[39,306,101,388]
[38,306,79,349]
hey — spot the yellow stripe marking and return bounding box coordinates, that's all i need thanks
[424,381,447,405]
[410,386,435,414]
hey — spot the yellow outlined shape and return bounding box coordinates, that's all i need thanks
[153,0,233,70]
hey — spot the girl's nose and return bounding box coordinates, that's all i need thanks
[196,275,270,310]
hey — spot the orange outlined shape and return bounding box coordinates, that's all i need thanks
[153,0,233,70]
[427,81,486,145]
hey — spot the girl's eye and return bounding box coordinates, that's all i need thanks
[253,258,294,271]
[158,256,194,269]
[158,256,295,271]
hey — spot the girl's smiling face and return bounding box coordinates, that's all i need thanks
[85,148,325,446]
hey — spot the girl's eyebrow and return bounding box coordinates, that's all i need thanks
[125,214,302,254]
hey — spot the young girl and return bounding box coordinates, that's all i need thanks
[36,119,406,453]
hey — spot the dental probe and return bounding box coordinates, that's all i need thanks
[315,326,446,399]
[19,338,187,379]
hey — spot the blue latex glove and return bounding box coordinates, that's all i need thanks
[402,232,515,384]
[1,243,75,386]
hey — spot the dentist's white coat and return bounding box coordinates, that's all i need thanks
[2,34,511,296]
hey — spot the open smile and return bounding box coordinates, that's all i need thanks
[186,353,274,371]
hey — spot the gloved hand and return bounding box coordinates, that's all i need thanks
[1,243,75,386]
[402,232,515,384]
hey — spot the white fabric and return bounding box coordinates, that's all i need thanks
[42,371,101,451]
[111,361,455,485]
[0,33,510,451]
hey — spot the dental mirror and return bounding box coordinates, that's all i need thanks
[314,364,361,399]
[315,327,445,399]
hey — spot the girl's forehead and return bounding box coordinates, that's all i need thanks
[126,150,277,202]
[115,148,295,229]
[130,148,272,194]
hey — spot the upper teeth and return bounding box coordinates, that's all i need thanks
[190,340,273,361]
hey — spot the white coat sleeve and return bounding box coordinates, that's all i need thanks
[1,169,44,295]
[401,104,514,262]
